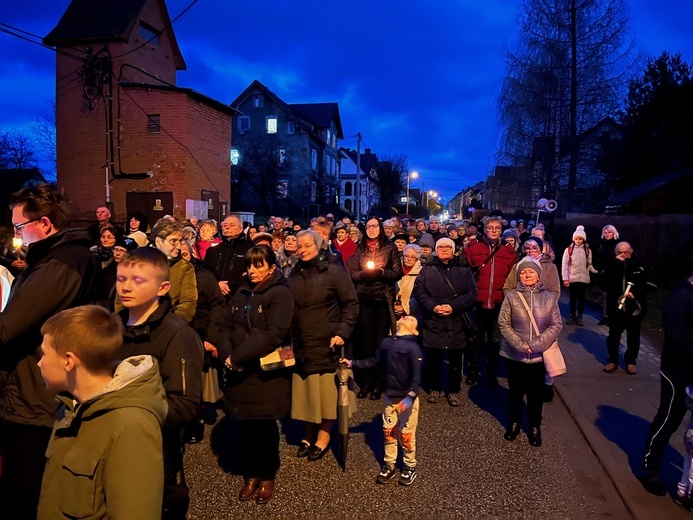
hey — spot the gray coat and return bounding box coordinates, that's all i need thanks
[499,282,562,364]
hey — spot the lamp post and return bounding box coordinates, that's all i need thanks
[406,171,418,216]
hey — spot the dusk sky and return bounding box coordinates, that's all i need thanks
[0,0,691,203]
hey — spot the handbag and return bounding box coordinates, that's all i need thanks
[202,367,223,403]
[259,346,295,371]
[517,293,566,377]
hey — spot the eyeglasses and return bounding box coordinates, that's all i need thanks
[436,245,453,250]
[486,227,502,231]
[525,246,540,251]
[13,218,40,232]
[166,238,181,246]
[365,224,379,229]
[403,254,419,260]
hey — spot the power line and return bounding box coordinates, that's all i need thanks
[0,24,86,62]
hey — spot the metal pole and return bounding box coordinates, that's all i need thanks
[356,133,361,222]
[406,173,410,216]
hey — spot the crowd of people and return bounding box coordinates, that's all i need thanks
[0,184,690,519]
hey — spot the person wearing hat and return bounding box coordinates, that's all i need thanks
[341,316,423,486]
[392,233,410,253]
[413,237,478,407]
[252,232,275,249]
[561,225,597,326]
[446,224,464,251]
[104,236,139,308]
[499,258,562,447]
[416,233,435,266]
[427,217,445,242]
[531,226,555,262]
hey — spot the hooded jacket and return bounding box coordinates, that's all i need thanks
[38,356,167,520]
[561,242,597,284]
[119,299,204,429]
[0,229,106,428]
[413,255,478,350]
[216,273,294,420]
[288,256,359,375]
[499,282,562,363]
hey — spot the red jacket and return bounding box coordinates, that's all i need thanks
[465,239,516,309]
[333,238,357,265]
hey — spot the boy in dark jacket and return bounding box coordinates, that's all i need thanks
[116,247,204,519]
[342,316,423,486]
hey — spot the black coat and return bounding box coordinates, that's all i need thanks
[603,254,655,317]
[190,259,225,343]
[202,235,252,297]
[0,229,106,428]
[347,240,402,304]
[217,273,294,420]
[660,279,693,381]
[288,257,359,375]
[413,256,478,350]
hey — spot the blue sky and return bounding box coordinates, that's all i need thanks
[0,0,690,202]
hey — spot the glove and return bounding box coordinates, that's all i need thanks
[397,396,414,412]
[360,268,384,281]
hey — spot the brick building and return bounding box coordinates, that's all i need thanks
[43,0,235,224]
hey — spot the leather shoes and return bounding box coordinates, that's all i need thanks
[307,444,329,461]
[369,387,382,400]
[626,364,637,375]
[504,423,521,441]
[603,362,618,373]
[357,388,369,399]
[296,441,311,458]
[238,477,261,501]
[528,427,542,447]
[256,479,275,505]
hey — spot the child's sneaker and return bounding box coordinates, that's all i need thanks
[376,465,397,484]
[427,391,441,404]
[447,392,461,407]
[673,492,693,511]
[398,466,417,486]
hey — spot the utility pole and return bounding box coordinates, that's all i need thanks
[356,132,361,222]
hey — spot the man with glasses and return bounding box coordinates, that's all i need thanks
[0,184,106,518]
[203,215,252,298]
[464,216,517,386]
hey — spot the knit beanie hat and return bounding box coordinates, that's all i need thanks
[573,225,587,241]
[502,229,518,241]
[393,233,409,243]
[523,235,544,251]
[516,257,542,277]
[114,236,138,250]
[418,233,435,249]
[396,316,419,336]
[436,237,456,250]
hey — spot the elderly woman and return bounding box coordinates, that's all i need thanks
[90,224,119,270]
[150,218,198,323]
[499,258,562,447]
[333,222,357,264]
[413,237,478,406]
[595,225,621,325]
[216,245,294,504]
[530,226,555,262]
[504,236,560,297]
[194,220,222,260]
[276,232,299,278]
[348,218,403,400]
[395,244,423,321]
[349,225,362,244]
[288,230,359,461]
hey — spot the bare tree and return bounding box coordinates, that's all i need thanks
[497,0,638,207]
[31,100,57,167]
[0,129,38,169]
[373,152,409,208]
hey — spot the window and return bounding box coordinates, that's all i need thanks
[311,149,317,170]
[287,121,295,134]
[253,94,264,108]
[332,135,336,148]
[278,148,286,165]
[237,116,250,134]
[266,116,277,134]
[277,179,288,199]
[345,199,352,211]
[147,114,160,133]
[230,149,240,165]
[344,182,352,196]
[139,22,159,45]
[332,158,336,174]
[327,129,331,145]
[326,156,330,172]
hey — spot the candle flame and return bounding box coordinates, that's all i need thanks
[12,238,23,249]
[366,260,375,269]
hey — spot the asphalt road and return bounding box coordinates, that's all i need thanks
[184,379,629,519]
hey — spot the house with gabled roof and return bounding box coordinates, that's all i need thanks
[43,0,235,223]
[338,147,379,217]
[230,80,343,220]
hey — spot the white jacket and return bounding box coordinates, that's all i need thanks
[561,243,597,284]
[0,264,14,311]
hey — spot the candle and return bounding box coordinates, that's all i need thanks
[12,238,22,250]
[366,260,375,269]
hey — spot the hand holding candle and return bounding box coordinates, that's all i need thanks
[366,260,375,269]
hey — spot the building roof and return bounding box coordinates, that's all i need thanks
[603,168,693,207]
[289,103,343,138]
[123,82,239,116]
[43,0,185,70]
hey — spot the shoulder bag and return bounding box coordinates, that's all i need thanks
[517,293,566,377]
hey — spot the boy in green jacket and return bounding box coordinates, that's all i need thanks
[37,305,167,520]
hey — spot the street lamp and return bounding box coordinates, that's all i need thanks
[406,171,418,216]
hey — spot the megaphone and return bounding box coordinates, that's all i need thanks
[546,199,558,212]
[537,198,548,210]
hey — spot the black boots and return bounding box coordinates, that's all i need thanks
[528,427,542,447]
[504,423,521,441]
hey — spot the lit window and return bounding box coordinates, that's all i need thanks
[253,94,264,108]
[267,116,277,134]
[147,114,160,133]
[231,149,240,165]
[238,116,250,134]
[311,149,317,170]
[287,121,295,134]
[278,148,286,164]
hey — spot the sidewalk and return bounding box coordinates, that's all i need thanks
[554,294,690,519]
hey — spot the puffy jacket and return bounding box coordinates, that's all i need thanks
[38,356,167,520]
[352,334,422,398]
[202,235,252,297]
[499,283,562,363]
[288,256,359,375]
[347,240,402,303]
[561,243,597,284]
[413,256,478,350]
[504,255,561,296]
[465,238,516,309]
[216,273,294,420]
[119,299,203,429]
[0,229,106,428]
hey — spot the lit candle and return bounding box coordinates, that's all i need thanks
[12,237,22,251]
[366,260,375,269]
